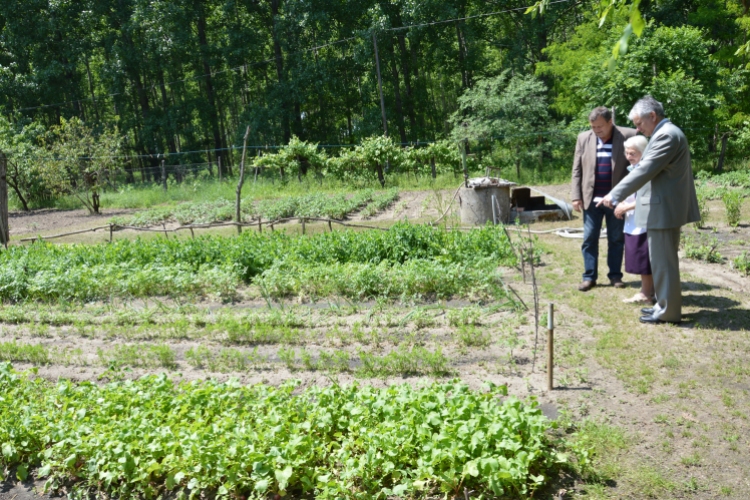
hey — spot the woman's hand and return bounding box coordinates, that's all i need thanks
[614,202,635,219]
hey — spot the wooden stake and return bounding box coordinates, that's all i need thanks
[109,224,113,243]
[236,126,250,234]
[258,217,262,233]
[547,303,554,391]
[161,159,167,192]
[302,218,306,235]
[190,227,195,239]
[218,155,222,182]
[0,151,9,248]
[328,220,333,232]
[162,223,169,239]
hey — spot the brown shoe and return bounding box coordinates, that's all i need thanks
[578,280,596,291]
[610,279,626,289]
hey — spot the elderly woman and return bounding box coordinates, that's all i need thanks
[615,135,654,304]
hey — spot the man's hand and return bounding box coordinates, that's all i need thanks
[596,194,614,209]
[572,200,583,212]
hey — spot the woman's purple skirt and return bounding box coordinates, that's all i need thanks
[625,232,652,275]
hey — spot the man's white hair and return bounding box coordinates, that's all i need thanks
[624,135,649,154]
[629,95,665,121]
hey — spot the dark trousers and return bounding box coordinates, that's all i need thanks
[581,200,625,282]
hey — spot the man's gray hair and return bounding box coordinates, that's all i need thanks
[629,96,664,121]
[588,106,612,122]
[623,135,648,154]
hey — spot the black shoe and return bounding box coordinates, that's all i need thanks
[640,315,681,325]
[641,307,655,315]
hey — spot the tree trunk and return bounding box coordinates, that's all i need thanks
[376,163,386,187]
[387,45,408,144]
[0,151,9,246]
[196,2,225,175]
[270,0,291,144]
[716,132,730,173]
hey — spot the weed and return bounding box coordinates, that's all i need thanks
[721,189,742,228]
[681,234,722,263]
[455,325,492,348]
[0,341,49,364]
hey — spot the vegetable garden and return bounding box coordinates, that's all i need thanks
[0,217,588,499]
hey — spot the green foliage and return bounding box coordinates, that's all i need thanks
[450,72,557,179]
[0,116,49,211]
[694,190,710,229]
[682,234,722,263]
[40,117,122,214]
[0,223,517,302]
[541,22,719,151]
[0,363,566,498]
[256,136,326,180]
[721,190,743,228]
[732,252,750,275]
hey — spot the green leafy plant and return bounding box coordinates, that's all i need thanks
[0,363,568,498]
[732,252,750,275]
[721,189,743,229]
[682,235,722,263]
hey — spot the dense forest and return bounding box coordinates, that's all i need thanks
[0,0,749,192]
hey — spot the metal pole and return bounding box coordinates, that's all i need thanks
[547,303,554,391]
[372,32,388,137]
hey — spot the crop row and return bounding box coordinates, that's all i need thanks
[0,223,517,302]
[110,189,399,227]
[0,362,565,499]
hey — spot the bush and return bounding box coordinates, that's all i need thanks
[722,190,743,228]
[732,252,750,275]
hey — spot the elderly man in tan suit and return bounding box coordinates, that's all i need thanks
[598,96,700,324]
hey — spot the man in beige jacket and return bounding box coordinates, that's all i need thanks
[571,107,636,291]
[598,96,700,324]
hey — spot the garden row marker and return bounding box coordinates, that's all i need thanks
[548,303,554,391]
[236,125,250,234]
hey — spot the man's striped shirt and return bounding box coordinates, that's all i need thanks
[594,137,613,198]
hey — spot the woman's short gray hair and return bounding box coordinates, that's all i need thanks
[624,135,649,154]
[629,95,665,121]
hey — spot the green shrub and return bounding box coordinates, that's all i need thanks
[722,190,743,228]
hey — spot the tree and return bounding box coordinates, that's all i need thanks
[0,117,48,211]
[41,118,122,214]
[450,72,552,179]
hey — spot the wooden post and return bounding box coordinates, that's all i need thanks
[253,148,260,183]
[161,160,167,192]
[109,224,113,243]
[372,32,388,137]
[218,155,222,182]
[258,217,262,233]
[328,220,333,232]
[236,126,251,234]
[190,227,195,239]
[547,303,554,391]
[0,151,9,248]
[162,223,169,239]
[302,218,306,235]
[461,139,469,188]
